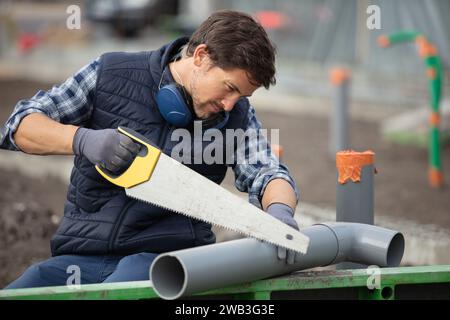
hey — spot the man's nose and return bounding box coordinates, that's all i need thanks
[221,96,239,112]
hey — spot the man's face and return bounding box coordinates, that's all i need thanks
[189,63,258,119]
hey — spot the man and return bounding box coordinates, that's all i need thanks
[1,10,300,289]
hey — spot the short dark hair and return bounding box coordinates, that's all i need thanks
[186,10,276,89]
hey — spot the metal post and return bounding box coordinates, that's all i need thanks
[329,67,351,157]
[336,150,375,269]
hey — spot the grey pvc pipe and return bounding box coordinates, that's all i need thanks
[150,222,404,300]
[337,164,374,225]
[330,71,350,157]
[337,164,375,269]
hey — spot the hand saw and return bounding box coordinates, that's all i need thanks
[95,127,309,254]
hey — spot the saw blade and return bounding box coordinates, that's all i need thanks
[125,153,309,254]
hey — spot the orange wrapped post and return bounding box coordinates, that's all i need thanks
[336,150,375,225]
[336,150,376,269]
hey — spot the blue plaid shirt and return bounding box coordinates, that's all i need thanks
[0,58,299,208]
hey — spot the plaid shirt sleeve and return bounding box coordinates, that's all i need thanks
[231,104,300,209]
[0,58,100,151]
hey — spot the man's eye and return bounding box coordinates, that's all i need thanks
[226,86,234,92]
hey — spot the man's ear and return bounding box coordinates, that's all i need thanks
[192,44,210,67]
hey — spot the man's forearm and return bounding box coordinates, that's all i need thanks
[261,178,297,211]
[13,113,79,155]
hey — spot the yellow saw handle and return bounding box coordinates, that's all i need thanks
[95,126,161,188]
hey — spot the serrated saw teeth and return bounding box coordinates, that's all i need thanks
[126,192,304,253]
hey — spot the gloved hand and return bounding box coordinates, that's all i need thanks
[266,202,299,265]
[73,128,140,173]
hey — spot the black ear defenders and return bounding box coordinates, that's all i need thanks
[155,67,229,130]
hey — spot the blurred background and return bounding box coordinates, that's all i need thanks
[0,0,449,287]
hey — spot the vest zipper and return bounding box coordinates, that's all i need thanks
[108,199,134,252]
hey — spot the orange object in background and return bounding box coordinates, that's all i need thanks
[17,33,40,54]
[271,144,284,160]
[429,168,444,188]
[336,150,375,184]
[429,112,441,126]
[426,67,437,79]
[329,67,350,86]
[415,36,438,57]
[377,35,390,48]
[254,11,288,30]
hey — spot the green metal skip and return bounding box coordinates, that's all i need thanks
[1,265,449,300]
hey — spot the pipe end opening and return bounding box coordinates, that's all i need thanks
[150,255,186,300]
[386,233,405,267]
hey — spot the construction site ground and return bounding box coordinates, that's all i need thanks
[1,78,449,288]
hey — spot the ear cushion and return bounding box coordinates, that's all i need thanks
[156,83,193,127]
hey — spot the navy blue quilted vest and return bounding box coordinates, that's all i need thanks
[51,38,250,256]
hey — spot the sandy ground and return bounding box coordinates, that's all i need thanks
[1,79,449,287]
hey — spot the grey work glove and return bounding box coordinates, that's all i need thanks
[73,128,140,173]
[266,202,299,265]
